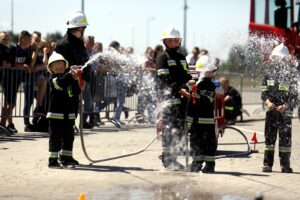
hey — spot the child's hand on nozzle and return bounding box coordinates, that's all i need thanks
[265,99,275,111]
[276,104,287,113]
[187,80,196,87]
[70,65,81,71]
[191,85,199,104]
[69,66,80,80]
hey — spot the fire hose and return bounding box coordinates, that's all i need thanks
[76,67,159,164]
[76,67,253,164]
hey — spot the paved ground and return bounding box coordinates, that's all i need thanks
[0,104,300,200]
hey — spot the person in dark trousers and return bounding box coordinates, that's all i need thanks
[261,43,298,173]
[188,56,217,173]
[219,76,242,125]
[4,30,32,134]
[0,32,12,131]
[157,26,194,170]
[47,52,85,168]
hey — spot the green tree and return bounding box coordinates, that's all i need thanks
[45,31,62,42]
[223,44,247,73]
[7,31,18,44]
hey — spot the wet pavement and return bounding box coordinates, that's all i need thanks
[0,104,300,200]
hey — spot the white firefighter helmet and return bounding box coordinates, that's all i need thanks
[47,51,69,73]
[195,55,217,72]
[271,43,289,58]
[66,11,89,29]
[162,26,181,40]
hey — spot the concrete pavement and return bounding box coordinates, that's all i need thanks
[0,104,300,200]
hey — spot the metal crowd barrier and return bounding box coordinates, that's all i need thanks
[0,67,50,135]
[83,71,141,127]
[0,66,265,135]
[0,67,49,117]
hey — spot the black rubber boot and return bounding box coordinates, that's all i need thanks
[202,163,215,173]
[262,166,272,172]
[48,158,63,169]
[59,155,79,167]
[189,161,203,173]
[281,167,293,173]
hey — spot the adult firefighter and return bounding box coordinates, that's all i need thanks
[156,26,194,170]
[261,43,298,173]
[219,76,242,125]
[51,11,90,166]
[55,11,89,80]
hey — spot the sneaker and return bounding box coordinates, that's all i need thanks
[6,123,18,134]
[24,124,36,132]
[189,161,203,173]
[202,164,215,173]
[281,167,293,173]
[48,158,63,169]
[83,121,94,129]
[96,121,105,126]
[262,166,272,172]
[113,120,125,127]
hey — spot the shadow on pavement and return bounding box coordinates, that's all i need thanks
[213,171,269,177]
[73,164,158,173]
[0,132,49,143]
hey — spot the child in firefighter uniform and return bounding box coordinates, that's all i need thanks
[261,43,298,173]
[47,52,85,168]
[188,55,217,173]
[157,26,194,170]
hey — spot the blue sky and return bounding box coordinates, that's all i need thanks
[0,0,250,59]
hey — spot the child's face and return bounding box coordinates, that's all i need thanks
[205,71,214,78]
[51,61,66,74]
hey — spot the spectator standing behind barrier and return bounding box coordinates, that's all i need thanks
[261,43,298,173]
[47,52,84,168]
[136,47,157,124]
[3,31,32,134]
[31,37,50,132]
[219,76,242,125]
[153,45,164,63]
[91,42,110,126]
[157,26,194,170]
[82,35,95,129]
[53,11,90,165]
[186,47,200,66]
[189,56,217,173]
[0,32,11,131]
[109,41,127,127]
[22,31,42,132]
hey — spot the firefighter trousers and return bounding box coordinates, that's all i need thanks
[49,119,75,157]
[264,110,292,168]
[190,123,217,167]
[161,103,184,164]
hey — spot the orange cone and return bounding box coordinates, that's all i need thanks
[250,132,259,153]
[78,193,86,200]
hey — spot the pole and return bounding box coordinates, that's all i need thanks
[183,0,188,50]
[81,0,85,12]
[132,26,135,49]
[11,0,14,33]
[146,17,155,47]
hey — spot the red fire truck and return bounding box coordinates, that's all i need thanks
[249,0,300,56]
